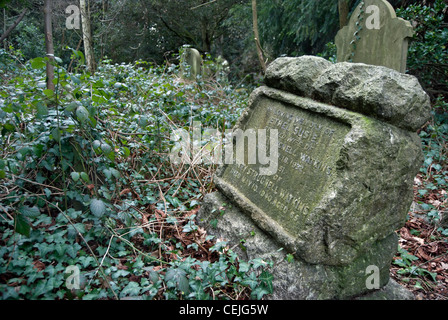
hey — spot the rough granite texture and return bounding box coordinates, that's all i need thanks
[264,56,333,98]
[197,192,414,300]
[265,56,431,131]
[216,85,424,266]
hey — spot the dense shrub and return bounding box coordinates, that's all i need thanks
[397,0,448,101]
[0,51,273,300]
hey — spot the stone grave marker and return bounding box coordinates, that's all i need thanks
[180,47,203,79]
[196,55,431,299]
[335,0,414,73]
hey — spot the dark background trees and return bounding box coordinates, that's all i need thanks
[0,0,446,89]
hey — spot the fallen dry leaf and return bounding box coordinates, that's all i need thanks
[32,260,45,272]
[120,188,131,196]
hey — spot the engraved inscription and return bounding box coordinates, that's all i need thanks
[219,96,350,235]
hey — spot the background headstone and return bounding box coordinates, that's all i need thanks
[180,47,203,79]
[335,0,414,73]
[202,55,230,82]
[197,55,431,299]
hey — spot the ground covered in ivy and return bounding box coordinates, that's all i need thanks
[0,49,447,300]
[391,104,448,300]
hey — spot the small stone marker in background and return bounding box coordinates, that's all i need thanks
[335,0,414,73]
[197,56,430,299]
[180,47,203,79]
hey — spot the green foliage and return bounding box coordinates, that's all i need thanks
[13,22,46,60]
[96,0,241,66]
[158,247,273,300]
[397,0,448,99]
[393,246,438,289]
[317,42,337,63]
[0,50,271,300]
[416,98,448,225]
[257,0,339,57]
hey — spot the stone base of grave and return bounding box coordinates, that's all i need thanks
[196,191,414,300]
[354,279,414,300]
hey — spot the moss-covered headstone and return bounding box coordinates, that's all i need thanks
[196,56,430,299]
[180,47,203,79]
[335,0,414,73]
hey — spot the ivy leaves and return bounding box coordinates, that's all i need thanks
[13,205,40,237]
[165,268,190,295]
[90,199,106,218]
[14,212,31,237]
[75,105,89,123]
[18,205,40,218]
[0,51,270,301]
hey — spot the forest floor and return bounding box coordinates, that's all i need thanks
[0,55,446,301]
[390,177,448,300]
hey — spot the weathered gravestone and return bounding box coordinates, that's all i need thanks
[196,56,431,299]
[335,0,414,73]
[180,47,203,79]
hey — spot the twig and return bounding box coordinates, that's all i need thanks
[0,9,27,43]
[12,175,64,192]
[414,251,448,269]
[0,204,14,220]
[88,235,114,287]
[190,0,217,10]
[158,187,167,264]
[56,207,119,299]
[0,192,65,201]
[107,226,166,264]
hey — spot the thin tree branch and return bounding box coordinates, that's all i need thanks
[191,0,218,10]
[0,8,27,43]
[252,0,266,73]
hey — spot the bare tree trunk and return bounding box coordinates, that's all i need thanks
[0,9,27,43]
[338,0,351,29]
[3,9,5,35]
[43,0,55,91]
[201,20,211,53]
[80,0,96,74]
[100,0,105,61]
[3,9,6,49]
[252,0,266,74]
